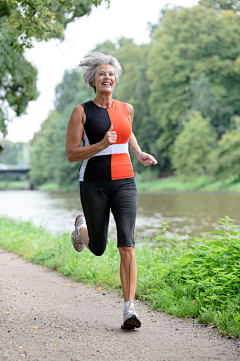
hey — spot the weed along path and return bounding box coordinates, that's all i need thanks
[0,249,239,361]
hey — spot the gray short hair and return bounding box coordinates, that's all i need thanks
[79,52,123,92]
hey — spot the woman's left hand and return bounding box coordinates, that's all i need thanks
[137,152,158,167]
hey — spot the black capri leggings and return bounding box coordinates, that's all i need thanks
[79,177,137,256]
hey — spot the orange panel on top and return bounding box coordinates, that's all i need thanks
[107,100,132,144]
[111,154,134,180]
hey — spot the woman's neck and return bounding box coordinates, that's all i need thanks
[93,93,113,109]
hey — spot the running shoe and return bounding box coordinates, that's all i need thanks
[71,214,86,252]
[122,298,141,329]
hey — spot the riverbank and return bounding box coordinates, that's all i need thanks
[0,181,24,190]
[34,176,240,192]
[135,175,240,192]
[1,175,240,192]
[0,216,239,338]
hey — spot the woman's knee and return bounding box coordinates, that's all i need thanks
[119,246,135,260]
[89,239,107,257]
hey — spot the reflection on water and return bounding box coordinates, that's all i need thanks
[0,190,240,241]
[137,192,240,239]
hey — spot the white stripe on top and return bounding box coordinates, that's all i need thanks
[79,132,129,181]
[92,142,129,157]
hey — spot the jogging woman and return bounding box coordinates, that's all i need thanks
[66,52,157,329]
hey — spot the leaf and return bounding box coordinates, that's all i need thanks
[209,231,224,235]
[32,326,39,329]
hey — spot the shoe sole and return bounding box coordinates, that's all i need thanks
[121,324,136,329]
[123,315,141,328]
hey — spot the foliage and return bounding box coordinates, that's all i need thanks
[199,0,240,12]
[29,110,58,185]
[0,215,239,337]
[0,139,26,165]
[0,180,24,189]
[0,23,38,135]
[172,112,217,181]
[140,216,240,336]
[2,0,108,52]
[148,5,240,166]
[51,71,94,187]
[30,69,94,187]
[0,0,107,136]
[209,129,240,180]
[177,77,226,137]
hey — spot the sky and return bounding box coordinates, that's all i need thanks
[4,0,198,143]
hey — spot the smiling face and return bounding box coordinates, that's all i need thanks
[92,64,116,95]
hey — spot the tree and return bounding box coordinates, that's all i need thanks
[199,0,240,12]
[177,77,228,136]
[0,39,38,136]
[172,112,217,181]
[148,5,240,168]
[29,110,58,185]
[209,117,240,180]
[0,0,108,137]
[30,68,94,188]
[2,0,108,51]
[51,71,94,187]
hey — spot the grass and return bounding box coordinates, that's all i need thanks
[0,216,239,337]
[38,182,60,191]
[36,175,240,193]
[2,174,240,193]
[136,175,240,192]
[38,182,79,192]
[0,181,24,190]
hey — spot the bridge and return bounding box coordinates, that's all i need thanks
[0,166,32,174]
[0,143,33,189]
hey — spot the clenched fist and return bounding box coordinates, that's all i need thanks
[101,125,117,149]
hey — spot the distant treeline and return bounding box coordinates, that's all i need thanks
[29,1,240,188]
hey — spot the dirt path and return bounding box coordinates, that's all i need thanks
[0,249,239,361]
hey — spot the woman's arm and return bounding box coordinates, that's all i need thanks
[126,103,158,167]
[66,105,117,162]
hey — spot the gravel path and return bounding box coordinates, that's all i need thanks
[0,249,239,361]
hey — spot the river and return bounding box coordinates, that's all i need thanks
[0,190,240,240]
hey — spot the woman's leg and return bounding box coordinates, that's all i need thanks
[118,246,137,302]
[79,225,90,250]
[80,181,110,256]
[110,178,137,301]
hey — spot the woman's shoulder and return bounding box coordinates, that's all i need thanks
[124,102,133,112]
[81,100,92,107]
[72,104,84,115]
[73,100,94,115]
[113,100,133,113]
[124,102,134,121]
[70,105,86,124]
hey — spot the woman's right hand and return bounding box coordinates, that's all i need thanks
[101,125,117,149]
